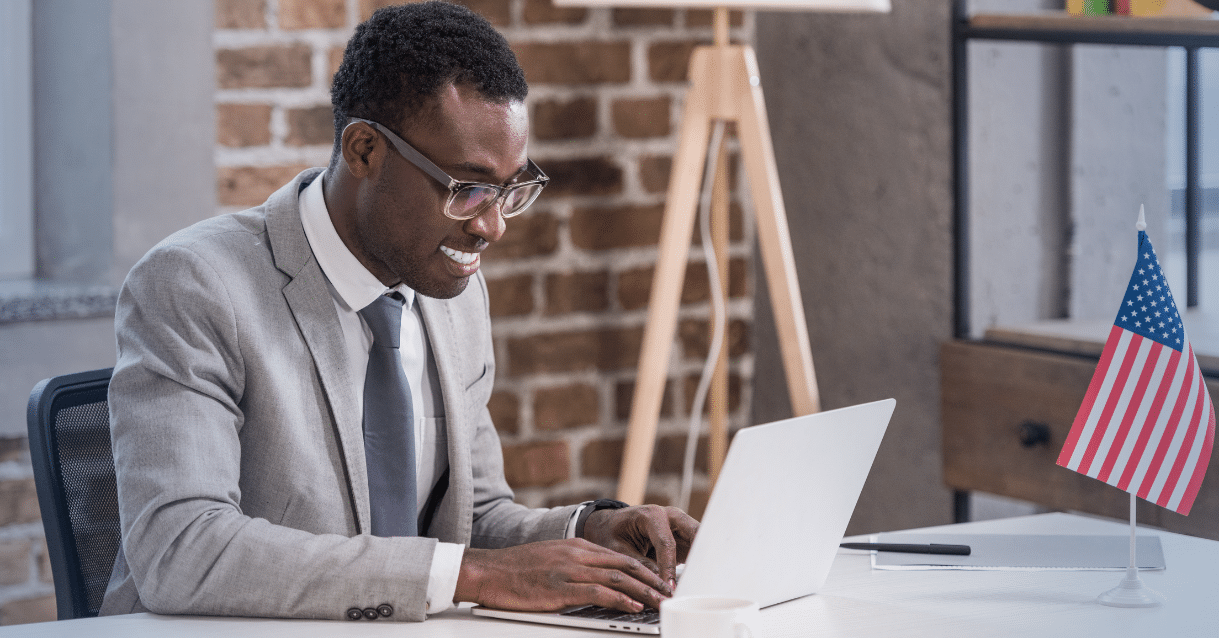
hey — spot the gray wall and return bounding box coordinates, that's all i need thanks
[753,0,955,534]
[0,0,214,437]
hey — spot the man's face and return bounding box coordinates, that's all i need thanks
[351,82,528,299]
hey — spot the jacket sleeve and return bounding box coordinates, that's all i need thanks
[460,272,579,548]
[107,240,436,622]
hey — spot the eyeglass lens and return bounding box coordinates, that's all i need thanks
[449,182,544,220]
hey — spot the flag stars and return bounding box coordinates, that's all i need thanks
[1135,321,1142,327]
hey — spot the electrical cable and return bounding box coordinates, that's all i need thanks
[678,120,728,512]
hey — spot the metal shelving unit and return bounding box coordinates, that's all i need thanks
[948,4,1219,522]
[952,3,1219,339]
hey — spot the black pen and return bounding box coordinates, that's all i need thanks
[839,542,971,556]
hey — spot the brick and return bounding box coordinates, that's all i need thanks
[217,103,272,148]
[358,0,397,20]
[616,379,675,420]
[0,595,55,626]
[279,0,345,29]
[489,391,520,435]
[638,155,671,194]
[678,319,749,359]
[534,384,599,430]
[487,273,534,317]
[581,437,623,478]
[683,372,742,414]
[611,96,671,139]
[545,271,608,315]
[523,0,588,25]
[361,0,511,25]
[532,97,597,141]
[329,46,345,82]
[489,210,559,259]
[454,0,512,26]
[513,42,631,85]
[0,479,40,527]
[537,157,623,197]
[285,105,335,147]
[686,9,744,28]
[218,45,312,89]
[502,441,569,488]
[217,165,312,207]
[507,327,644,375]
[652,434,709,474]
[580,435,708,478]
[0,437,25,463]
[620,261,748,311]
[216,0,266,29]
[570,204,663,251]
[613,8,674,26]
[0,541,31,586]
[649,41,706,83]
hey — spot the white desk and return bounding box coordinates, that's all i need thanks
[5,513,1216,637]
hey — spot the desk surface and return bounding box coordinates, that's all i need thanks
[5,513,1216,637]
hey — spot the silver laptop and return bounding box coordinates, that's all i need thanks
[472,398,895,634]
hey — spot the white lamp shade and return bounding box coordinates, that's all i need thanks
[552,0,888,11]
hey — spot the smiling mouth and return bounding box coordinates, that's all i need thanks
[440,245,478,265]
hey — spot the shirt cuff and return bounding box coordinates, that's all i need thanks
[566,502,590,539]
[425,542,465,614]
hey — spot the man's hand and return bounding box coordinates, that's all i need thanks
[580,505,698,591]
[455,539,673,613]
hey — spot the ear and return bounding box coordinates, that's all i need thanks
[340,120,385,180]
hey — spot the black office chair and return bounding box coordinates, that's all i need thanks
[27,368,119,620]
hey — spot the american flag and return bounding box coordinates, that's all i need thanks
[1056,230,1215,515]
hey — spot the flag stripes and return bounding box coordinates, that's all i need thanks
[1058,329,1214,515]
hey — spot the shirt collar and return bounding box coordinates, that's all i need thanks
[298,169,416,313]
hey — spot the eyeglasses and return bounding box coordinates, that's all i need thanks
[347,117,548,221]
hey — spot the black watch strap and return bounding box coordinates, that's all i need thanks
[575,498,629,538]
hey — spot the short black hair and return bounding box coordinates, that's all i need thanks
[330,1,527,149]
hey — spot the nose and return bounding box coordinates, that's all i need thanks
[464,197,507,244]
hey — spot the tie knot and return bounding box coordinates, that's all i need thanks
[359,293,404,349]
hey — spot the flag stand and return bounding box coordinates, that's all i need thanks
[1096,492,1165,608]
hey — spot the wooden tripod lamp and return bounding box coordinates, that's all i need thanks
[554,0,891,505]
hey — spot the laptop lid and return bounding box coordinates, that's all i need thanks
[674,398,894,607]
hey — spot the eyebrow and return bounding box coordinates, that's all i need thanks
[450,160,531,185]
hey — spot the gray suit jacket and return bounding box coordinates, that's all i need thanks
[100,168,575,621]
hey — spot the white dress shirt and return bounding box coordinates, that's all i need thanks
[298,172,462,614]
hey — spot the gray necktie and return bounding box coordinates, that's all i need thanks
[359,293,418,536]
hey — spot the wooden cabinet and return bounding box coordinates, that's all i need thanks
[942,339,1219,540]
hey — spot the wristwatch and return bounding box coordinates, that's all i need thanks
[575,498,629,538]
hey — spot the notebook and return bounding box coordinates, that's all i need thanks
[471,398,896,634]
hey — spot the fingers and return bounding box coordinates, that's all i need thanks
[572,539,671,599]
[629,506,680,586]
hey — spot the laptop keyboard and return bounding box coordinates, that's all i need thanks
[561,605,661,625]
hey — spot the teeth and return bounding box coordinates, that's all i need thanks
[440,245,478,265]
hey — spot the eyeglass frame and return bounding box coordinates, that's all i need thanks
[345,117,549,221]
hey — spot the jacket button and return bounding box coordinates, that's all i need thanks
[377,604,394,618]
[346,608,363,621]
[362,608,379,620]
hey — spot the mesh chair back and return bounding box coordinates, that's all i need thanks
[27,368,119,620]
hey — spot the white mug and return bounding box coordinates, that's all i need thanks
[659,596,760,638]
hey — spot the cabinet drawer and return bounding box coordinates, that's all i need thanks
[941,340,1219,540]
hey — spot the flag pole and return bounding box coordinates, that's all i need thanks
[1097,492,1164,607]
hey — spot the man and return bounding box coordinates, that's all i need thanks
[101,1,696,622]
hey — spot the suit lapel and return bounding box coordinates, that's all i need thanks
[418,296,473,543]
[265,169,372,534]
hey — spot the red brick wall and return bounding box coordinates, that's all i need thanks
[216,0,757,516]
